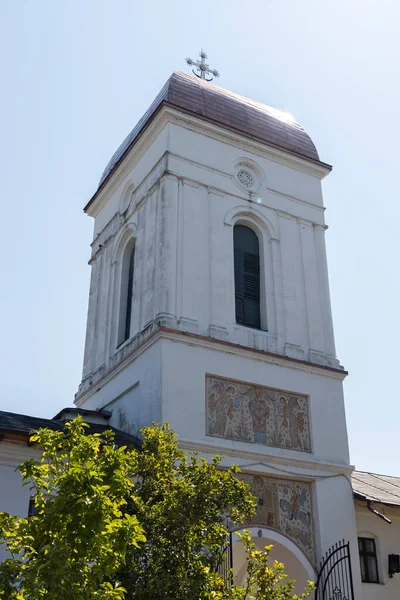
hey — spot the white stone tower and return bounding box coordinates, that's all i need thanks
[75,70,361,595]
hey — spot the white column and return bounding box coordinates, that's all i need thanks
[106,257,118,359]
[209,190,233,340]
[278,212,307,360]
[269,237,285,354]
[180,181,209,333]
[299,220,325,359]
[142,188,158,328]
[125,205,144,338]
[156,174,179,325]
[94,248,111,371]
[313,224,337,360]
[175,178,184,325]
[82,258,99,379]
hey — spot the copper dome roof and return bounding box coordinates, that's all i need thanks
[95,71,327,201]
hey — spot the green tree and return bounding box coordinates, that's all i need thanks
[0,418,314,600]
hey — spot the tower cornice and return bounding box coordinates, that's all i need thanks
[85,107,332,218]
[75,326,347,407]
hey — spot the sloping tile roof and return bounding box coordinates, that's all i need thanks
[352,470,400,507]
[89,71,328,210]
[0,409,140,449]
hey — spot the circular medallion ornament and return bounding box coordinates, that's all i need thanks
[233,159,267,196]
[237,170,254,188]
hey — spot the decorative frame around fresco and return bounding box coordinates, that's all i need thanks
[236,470,316,565]
[205,373,313,454]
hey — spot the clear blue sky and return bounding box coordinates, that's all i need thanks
[1,0,399,475]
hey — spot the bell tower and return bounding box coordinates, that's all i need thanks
[75,67,361,595]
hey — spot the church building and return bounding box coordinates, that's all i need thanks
[1,55,400,599]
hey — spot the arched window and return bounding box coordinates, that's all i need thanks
[234,224,261,329]
[118,241,135,345]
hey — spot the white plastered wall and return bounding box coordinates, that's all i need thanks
[78,333,357,574]
[355,503,400,599]
[0,443,40,562]
[160,337,348,465]
[78,113,339,398]
[74,109,359,590]
[78,339,162,435]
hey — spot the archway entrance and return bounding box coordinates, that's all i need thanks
[231,527,316,596]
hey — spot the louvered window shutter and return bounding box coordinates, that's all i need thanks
[234,225,261,329]
[124,247,135,342]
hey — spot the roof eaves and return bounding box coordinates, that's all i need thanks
[0,410,141,450]
[83,100,167,214]
[52,407,112,421]
[84,100,332,215]
[353,492,400,510]
[161,101,332,172]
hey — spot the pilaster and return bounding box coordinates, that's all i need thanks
[93,252,105,371]
[313,224,337,363]
[298,219,325,361]
[82,257,100,379]
[209,189,233,338]
[142,188,158,327]
[278,212,307,360]
[269,237,286,354]
[156,174,179,326]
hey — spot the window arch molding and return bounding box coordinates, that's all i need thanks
[224,205,277,239]
[225,208,278,335]
[112,221,138,263]
[119,180,135,214]
[110,221,138,350]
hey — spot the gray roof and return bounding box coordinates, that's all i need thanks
[0,409,140,448]
[352,470,400,507]
[89,71,328,210]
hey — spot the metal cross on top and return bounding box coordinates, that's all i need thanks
[186,50,219,81]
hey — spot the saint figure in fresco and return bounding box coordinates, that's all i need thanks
[281,396,305,450]
[248,388,269,445]
[246,475,277,527]
[207,379,237,438]
[224,389,236,438]
[279,486,311,531]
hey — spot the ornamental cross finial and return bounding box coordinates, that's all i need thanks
[185,50,219,81]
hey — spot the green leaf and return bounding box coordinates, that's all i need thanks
[0,419,313,600]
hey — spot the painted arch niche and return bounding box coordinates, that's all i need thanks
[237,473,315,564]
[232,527,315,596]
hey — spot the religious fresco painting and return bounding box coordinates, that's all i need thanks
[206,376,311,452]
[239,473,314,563]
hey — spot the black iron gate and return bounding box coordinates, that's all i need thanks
[316,540,355,600]
[216,532,233,585]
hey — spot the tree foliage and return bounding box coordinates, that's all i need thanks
[0,418,314,600]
